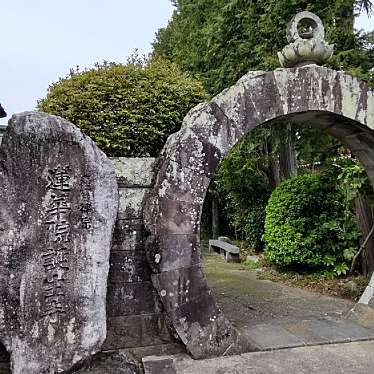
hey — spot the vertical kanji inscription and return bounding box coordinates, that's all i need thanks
[42,165,73,318]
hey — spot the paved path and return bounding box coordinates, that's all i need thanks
[241,316,374,350]
[203,252,355,329]
[202,251,374,348]
[143,341,374,374]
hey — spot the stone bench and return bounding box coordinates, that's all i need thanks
[208,239,240,263]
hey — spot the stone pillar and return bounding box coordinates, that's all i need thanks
[104,158,175,350]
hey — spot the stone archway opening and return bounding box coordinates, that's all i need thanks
[199,112,374,347]
[144,64,374,359]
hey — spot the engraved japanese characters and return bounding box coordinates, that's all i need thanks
[0,112,118,374]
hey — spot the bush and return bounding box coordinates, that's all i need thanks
[38,57,208,157]
[263,173,359,275]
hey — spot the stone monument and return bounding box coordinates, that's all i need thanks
[0,112,118,373]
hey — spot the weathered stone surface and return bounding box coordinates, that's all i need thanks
[75,351,142,374]
[151,266,244,358]
[111,219,145,252]
[0,112,118,373]
[106,282,161,317]
[152,265,211,312]
[103,314,174,350]
[0,125,6,145]
[109,250,151,283]
[278,11,334,68]
[118,188,148,219]
[111,157,156,188]
[144,66,374,359]
[146,234,200,273]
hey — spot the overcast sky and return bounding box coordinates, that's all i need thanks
[0,2,372,124]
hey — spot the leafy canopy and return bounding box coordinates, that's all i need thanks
[38,56,208,157]
[154,0,373,95]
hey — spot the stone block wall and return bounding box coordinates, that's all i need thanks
[0,154,175,366]
[103,158,175,350]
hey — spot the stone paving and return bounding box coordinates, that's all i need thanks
[203,251,356,328]
[241,317,374,350]
[202,251,374,350]
[143,340,374,374]
[135,251,374,372]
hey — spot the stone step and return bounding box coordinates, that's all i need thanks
[142,340,374,374]
[143,317,374,373]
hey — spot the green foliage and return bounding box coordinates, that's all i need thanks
[263,173,360,275]
[257,266,370,300]
[154,0,373,95]
[336,159,369,203]
[38,57,208,157]
[214,131,274,249]
[243,258,261,270]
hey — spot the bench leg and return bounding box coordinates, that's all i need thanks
[226,252,240,263]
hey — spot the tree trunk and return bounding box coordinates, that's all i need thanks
[279,125,297,181]
[269,157,281,189]
[212,194,219,239]
[355,193,374,276]
[265,140,281,189]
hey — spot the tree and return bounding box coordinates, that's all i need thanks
[356,0,373,14]
[336,160,374,276]
[38,56,208,157]
[154,0,373,96]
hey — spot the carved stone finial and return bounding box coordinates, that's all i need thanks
[278,11,334,68]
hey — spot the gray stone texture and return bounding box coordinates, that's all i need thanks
[0,125,6,145]
[143,340,374,374]
[111,158,157,188]
[144,66,374,358]
[0,112,118,373]
[105,158,175,351]
[103,314,173,350]
[75,351,142,374]
[279,11,334,67]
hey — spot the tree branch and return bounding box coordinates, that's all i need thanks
[350,223,374,274]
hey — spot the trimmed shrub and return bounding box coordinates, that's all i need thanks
[263,173,359,275]
[38,57,208,157]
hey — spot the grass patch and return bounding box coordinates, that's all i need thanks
[243,259,260,270]
[256,267,370,301]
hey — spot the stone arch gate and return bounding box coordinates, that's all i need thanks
[144,65,374,359]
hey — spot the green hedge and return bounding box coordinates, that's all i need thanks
[263,173,359,275]
[38,57,208,157]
